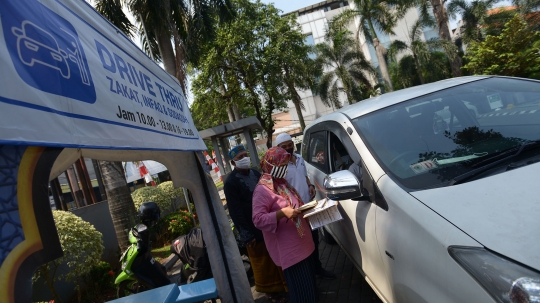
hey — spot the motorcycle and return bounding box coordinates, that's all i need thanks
[115,202,171,297]
[115,202,252,297]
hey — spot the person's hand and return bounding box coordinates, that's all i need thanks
[309,185,316,200]
[281,205,301,219]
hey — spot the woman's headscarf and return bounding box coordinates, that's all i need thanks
[258,146,304,204]
[258,147,307,237]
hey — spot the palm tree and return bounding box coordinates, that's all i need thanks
[95,0,233,93]
[389,18,432,84]
[98,161,137,251]
[315,29,378,108]
[388,17,452,84]
[447,0,501,44]
[332,0,398,91]
[392,0,463,77]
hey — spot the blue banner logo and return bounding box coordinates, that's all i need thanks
[2,0,96,103]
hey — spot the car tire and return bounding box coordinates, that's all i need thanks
[320,227,337,245]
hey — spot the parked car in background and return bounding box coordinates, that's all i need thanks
[303,76,540,303]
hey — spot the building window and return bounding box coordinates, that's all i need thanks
[305,34,316,59]
[305,34,314,46]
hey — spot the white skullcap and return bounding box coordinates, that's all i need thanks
[275,133,293,146]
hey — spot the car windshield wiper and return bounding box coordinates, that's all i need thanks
[449,139,540,185]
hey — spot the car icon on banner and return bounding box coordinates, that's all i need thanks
[2,0,96,103]
[12,21,71,79]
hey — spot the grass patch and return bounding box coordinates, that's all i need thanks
[152,244,171,262]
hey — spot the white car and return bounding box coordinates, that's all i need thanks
[303,76,540,303]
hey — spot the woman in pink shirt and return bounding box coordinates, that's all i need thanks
[252,147,316,303]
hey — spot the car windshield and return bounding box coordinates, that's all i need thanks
[352,78,540,190]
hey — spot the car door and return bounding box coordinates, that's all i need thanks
[326,124,393,303]
[304,120,392,302]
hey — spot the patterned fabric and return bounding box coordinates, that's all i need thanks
[258,147,304,208]
[228,144,246,159]
[258,147,306,238]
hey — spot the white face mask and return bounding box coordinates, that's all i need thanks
[234,157,251,169]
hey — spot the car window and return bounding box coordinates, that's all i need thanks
[352,77,540,190]
[328,132,353,173]
[308,131,328,173]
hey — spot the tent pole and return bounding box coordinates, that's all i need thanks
[195,152,238,303]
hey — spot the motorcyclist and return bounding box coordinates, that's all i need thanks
[134,201,161,251]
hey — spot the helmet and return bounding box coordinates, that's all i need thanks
[138,202,161,227]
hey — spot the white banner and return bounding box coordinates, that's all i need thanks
[0,0,206,151]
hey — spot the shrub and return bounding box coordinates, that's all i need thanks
[152,211,194,246]
[168,210,194,236]
[157,181,187,211]
[131,186,170,213]
[34,211,103,303]
[157,181,185,201]
[81,261,115,303]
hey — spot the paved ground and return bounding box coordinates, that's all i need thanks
[165,190,382,303]
[248,232,381,303]
[314,235,381,303]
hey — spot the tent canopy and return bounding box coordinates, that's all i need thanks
[0,0,251,302]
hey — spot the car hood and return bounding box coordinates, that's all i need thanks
[410,162,540,271]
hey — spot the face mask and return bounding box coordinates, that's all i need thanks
[269,162,288,179]
[234,157,251,169]
[285,148,294,155]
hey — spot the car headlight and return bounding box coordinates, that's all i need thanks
[449,246,540,303]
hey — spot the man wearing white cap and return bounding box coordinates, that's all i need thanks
[275,133,336,280]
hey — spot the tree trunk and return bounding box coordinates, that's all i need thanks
[292,98,306,131]
[373,38,393,92]
[226,106,235,123]
[431,0,462,77]
[414,55,426,84]
[284,71,306,130]
[172,28,187,94]
[232,103,241,121]
[99,161,137,251]
[155,30,177,77]
[265,124,274,148]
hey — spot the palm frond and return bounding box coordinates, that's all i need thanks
[95,0,135,37]
[388,39,409,60]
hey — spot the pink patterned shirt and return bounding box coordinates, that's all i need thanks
[252,184,314,270]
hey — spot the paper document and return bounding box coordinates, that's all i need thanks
[303,199,343,230]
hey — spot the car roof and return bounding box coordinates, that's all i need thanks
[305,76,491,131]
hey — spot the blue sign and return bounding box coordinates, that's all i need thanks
[2,0,96,103]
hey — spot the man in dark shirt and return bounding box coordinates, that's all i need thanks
[224,145,286,300]
[224,145,263,247]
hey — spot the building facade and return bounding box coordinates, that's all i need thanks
[271,0,442,144]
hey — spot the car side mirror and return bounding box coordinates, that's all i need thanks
[324,170,363,200]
